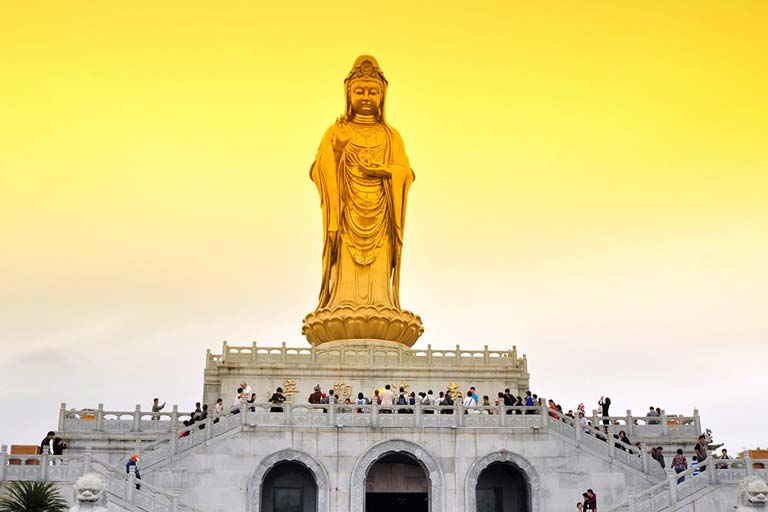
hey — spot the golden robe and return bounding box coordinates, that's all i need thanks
[310,122,414,311]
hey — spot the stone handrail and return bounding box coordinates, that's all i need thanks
[603,457,768,512]
[545,408,666,480]
[59,402,193,434]
[588,409,701,439]
[0,447,202,512]
[58,402,700,443]
[206,341,526,368]
[129,401,665,480]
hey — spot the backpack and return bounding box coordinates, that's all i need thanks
[397,394,407,405]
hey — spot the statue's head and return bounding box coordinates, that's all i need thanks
[737,476,768,507]
[344,55,388,121]
[74,473,107,504]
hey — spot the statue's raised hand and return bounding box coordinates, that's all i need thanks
[361,163,391,179]
[333,117,351,151]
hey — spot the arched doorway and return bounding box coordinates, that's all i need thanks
[261,461,318,512]
[365,452,428,512]
[475,462,529,512]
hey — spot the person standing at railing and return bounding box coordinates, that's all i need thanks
[646,406,660,425]
[653,446,666,468]
[231,388,244,414]
[51,436,67,464]
[151,398,166,420]
[598,396,611,427]
[126,454,141,490]
[502,388,515,415]
[269,387,286,413]
[309,385,323,405]
[672,448,688,483]
[694,434,708,470]
[39,431,55,455]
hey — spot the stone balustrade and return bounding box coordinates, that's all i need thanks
[605,457,768,512]
[123,402,669,480]
[587,409,701,439]
[58,402,192,434]
[57,401,699,440]
[205,341,527,368]
[0,446,201,512]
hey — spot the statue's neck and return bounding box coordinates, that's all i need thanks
[351,114,378,125]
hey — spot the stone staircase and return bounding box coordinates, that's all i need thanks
[602,457,768,512]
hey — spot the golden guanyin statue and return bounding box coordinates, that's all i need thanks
[302,55,423,347]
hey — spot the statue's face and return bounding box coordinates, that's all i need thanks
[748,480,768,504]
[74,474,105,503]
[349,80,382,116]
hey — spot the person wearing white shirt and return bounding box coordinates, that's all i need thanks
[463,390,477,413]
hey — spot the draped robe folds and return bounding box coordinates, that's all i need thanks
[310,122,414,311]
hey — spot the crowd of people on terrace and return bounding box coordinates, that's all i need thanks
[172,383,702,455]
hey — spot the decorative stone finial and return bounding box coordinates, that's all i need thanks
[70,473,108,512]
[736,475,768,510]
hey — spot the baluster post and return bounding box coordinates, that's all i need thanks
[540,397,548,429]
[84,447,92,473]
[281,341,287,364]
[709,459,717,484]
[171,491,180,512]
[205,414,214,441]
[427,344,433,364]
[414,400,421,428]
[608,434,616,458]
[693,408,701,435]
[661,409,669,436]
[746,454,754,476]
[251,341,258,362]
[626,409,634,437]
[499,404,506,427]
[627,493,636,512]
[127,468,136,503]
[592,409,599,429]
[456,403,464,428]
[222,340,229,363]
[575,418,582,446]
[96,403,104,431]
[483,344,489,364]
[169,421,178,458]
[329,401,336,427]
[371,403,379,428]
[285,403,292,426]
[41,454,48,481]
[58,403,66,432]
[641,443,649,473]
[667,468,678,504]
[133,404,142,432]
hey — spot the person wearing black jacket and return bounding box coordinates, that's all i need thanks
[270,387,286,413]
[441,390,454,414]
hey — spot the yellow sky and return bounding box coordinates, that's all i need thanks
[1,2,767,449]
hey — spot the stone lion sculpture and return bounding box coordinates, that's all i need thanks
[736,475,768,510]
[70,473,109,512]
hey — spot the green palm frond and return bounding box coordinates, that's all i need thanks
[0,481,68,512]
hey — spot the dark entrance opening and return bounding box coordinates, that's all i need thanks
[365,452,429,512]
[261,461,318,512]
[476,461,530,512]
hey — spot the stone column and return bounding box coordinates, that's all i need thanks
[0,445,7,481]
[640,443,649,474]
[133,404,142,432]
[693,409,701,435]
[96,403,104,431]
[58,403,66,432]
[626,410,634,436]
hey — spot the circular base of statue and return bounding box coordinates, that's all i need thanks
[302,305,424,347]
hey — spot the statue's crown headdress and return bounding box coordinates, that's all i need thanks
[345,55,388,87]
